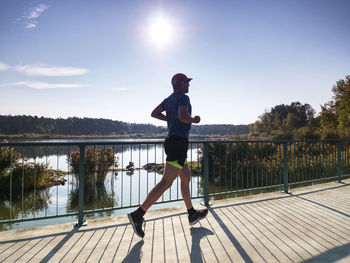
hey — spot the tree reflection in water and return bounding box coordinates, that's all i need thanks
[67,147,116,218]
[67,182,114,218]
[0,188,50,231]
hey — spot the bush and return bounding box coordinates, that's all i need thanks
[321,128,339,139]
[0,141,50,191]
[339,127,350,138]
[0,140,20,173]
[293,127,320,140]
[272,132,293,140]
[0,163,50,192]
[200,142,279,187]
[68,147,117,185]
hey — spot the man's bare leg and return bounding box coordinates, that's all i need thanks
[179,164,193,210]
[179,164,209,225]
[141,163,180,211]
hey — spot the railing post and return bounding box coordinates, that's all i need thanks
[283,142,289,194]
[337,141,342,183]
[204,142,209,206]
[77,144,85,226]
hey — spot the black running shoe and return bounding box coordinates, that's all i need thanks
[189,209,208,225]
[128,212,145,238]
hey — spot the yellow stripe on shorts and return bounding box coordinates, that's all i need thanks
[167,160,183,169]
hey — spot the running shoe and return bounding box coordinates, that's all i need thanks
[189,209,208,225]
[128,212,145,238]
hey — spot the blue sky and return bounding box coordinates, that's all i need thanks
[0,0,349,125]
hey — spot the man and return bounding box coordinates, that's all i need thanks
[128,73,208,238]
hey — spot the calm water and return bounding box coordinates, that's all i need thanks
[1,138,203,231]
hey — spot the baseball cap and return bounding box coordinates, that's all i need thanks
[171,73,192,86]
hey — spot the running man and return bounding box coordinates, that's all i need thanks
[128,73,208,238]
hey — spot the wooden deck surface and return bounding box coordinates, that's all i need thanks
[1,179,349,262]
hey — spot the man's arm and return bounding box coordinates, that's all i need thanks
[151,104,167,121]
[178,106,200,124]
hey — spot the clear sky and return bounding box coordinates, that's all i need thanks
[0,0,349,125]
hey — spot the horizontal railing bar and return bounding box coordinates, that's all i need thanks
[289,175,350,186]
[1,138,349,147]
[208,184,285,197]
[0,140,164,147]
[205,174,350,201]
[192,139,350,144]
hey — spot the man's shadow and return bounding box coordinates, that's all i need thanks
[121,227,213,262]
[190,227,214,263]
[121,240,144,263]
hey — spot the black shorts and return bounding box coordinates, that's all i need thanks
[164,135,189,168]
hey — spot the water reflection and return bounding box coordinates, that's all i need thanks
[13,143,164,159]
[0,188,50,231]
[67,184,115,218]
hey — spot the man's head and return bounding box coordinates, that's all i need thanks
[171,73,192,94]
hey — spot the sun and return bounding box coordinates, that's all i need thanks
[149,15,172,48]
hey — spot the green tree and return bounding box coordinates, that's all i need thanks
[68,147,117,185]
[253,102,316,138]
[286,113,297,132]
[320,75,350,138]
[321,100,337,128]
[332,75,350,136]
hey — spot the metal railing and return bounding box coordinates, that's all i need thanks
[0,139,349,228]
[202,139,350,205]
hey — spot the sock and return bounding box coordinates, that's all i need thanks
[187,207,196,217]
[134,207,146,218]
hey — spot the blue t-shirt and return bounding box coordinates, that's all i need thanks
[161,93,192,139]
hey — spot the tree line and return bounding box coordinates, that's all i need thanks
[251,75,350,139]
[0,115,250,136]
[0,116,166,135]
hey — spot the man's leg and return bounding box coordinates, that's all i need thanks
[128,162,180,238]
[179,163,208,226]
[141,163,180,211]
[179,164,193,210]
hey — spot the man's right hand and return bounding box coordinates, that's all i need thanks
[193,116,201,124]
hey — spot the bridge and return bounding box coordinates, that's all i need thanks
[1,179,349,262]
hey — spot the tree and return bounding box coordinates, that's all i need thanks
[319,75,350,138]
[332,75,350,134]
[252,102,316,136]
[320,101,337,129]
[286,113,297,132]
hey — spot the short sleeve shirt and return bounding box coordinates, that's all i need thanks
[161,93,192,139]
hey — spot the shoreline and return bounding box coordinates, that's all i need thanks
[0,133,234,141]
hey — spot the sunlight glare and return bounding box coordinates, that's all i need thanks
[149,15,172,48]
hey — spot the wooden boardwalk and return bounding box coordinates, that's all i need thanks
[0,179,349,263]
